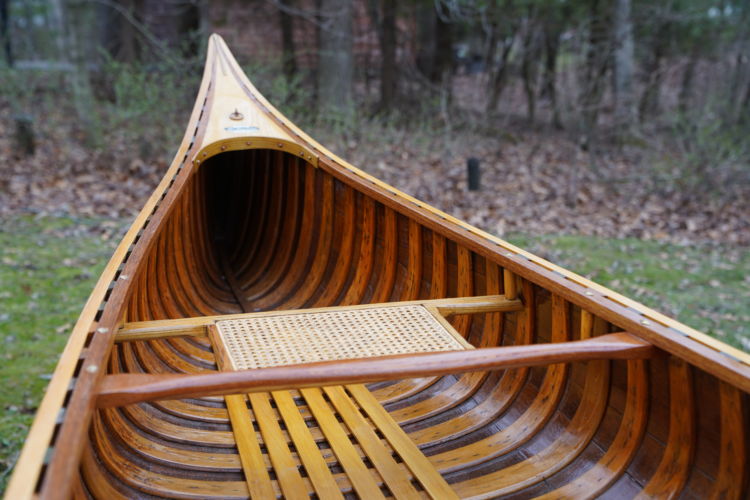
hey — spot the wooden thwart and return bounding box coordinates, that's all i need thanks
[114,294,523,343]
[97,332,655,407]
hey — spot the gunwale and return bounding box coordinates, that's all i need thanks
[5,33,750,500]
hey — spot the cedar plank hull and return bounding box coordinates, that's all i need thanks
[6,35,750,499]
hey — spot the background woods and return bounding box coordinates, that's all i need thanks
[1,0,749,243]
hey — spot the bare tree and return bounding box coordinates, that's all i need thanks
[579,0,610,150]
[317,0,353,115]
[368,0,397,110]
[540,3,567,130]
[279,0,298,84]
[519,10,542,125]
[612,0,635,128]
[379,0,397,110]
[638,3,673,121]
[0,0,12,66]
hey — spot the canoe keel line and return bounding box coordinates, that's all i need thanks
[6,35,749,499]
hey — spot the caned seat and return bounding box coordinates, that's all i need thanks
[214,303,472,370]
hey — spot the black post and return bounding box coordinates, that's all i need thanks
[14,114,35,156]
[467,157,481,191]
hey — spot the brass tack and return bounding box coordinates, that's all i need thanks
[277,143,283,148]
[246,141,252,146]
[221,145,227,151]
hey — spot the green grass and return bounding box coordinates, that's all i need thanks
[0,216,748,492]
[506,234,750,350]
[0,215,124,492]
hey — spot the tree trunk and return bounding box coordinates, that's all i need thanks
[612,0,635,128]
[280,0,298,84]
[488,38,514,111]
[0,0,12,66]
[415,1,436,80]
[678,48,698,115]
[542,26,562,128]
[740,80,750,125]
[520,18,540,124]
[579,0,609,150]
[432,9,453,86]
[639,13,671,121]
[317,0,354,116]
[379,0,397,110]
[139,0,202,60]
[56,0,100,146]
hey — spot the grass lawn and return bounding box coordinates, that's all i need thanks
[0,215,748,492]
[0,215,123,492]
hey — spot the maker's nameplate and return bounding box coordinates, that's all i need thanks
[224,125,260,132]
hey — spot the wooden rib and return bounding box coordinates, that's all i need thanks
[232,151,272,278]
[430,292,568,475]
[408,262,522,446]
[430,232,447,299]
[90,414,255,498]
[100,406,244,471]
[400,219,423,301]
[347,384,458,499]
[636,357,694,499]
[301,387,386,499]
[450,245,474,337]
[370,207,398,303]
[451,358,610,497]
[240,155,302,298]
[97,333,655,407]
[233,152,280,281]
[503,268,518,300]
[277,173,335,309]
[338,195,376,305]
[309,184,357,307]
[245,161,315,306]
[537,359,650,499]
[81,441,137,500]
[710,382,747,500]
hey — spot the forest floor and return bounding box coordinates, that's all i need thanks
[1,81,750,491]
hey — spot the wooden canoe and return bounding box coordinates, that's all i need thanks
[6,34,750,500]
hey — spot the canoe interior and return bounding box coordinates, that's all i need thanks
[71,148,750,499]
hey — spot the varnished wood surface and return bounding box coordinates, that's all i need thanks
[98,333,655,407]
[7,34,750,500]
